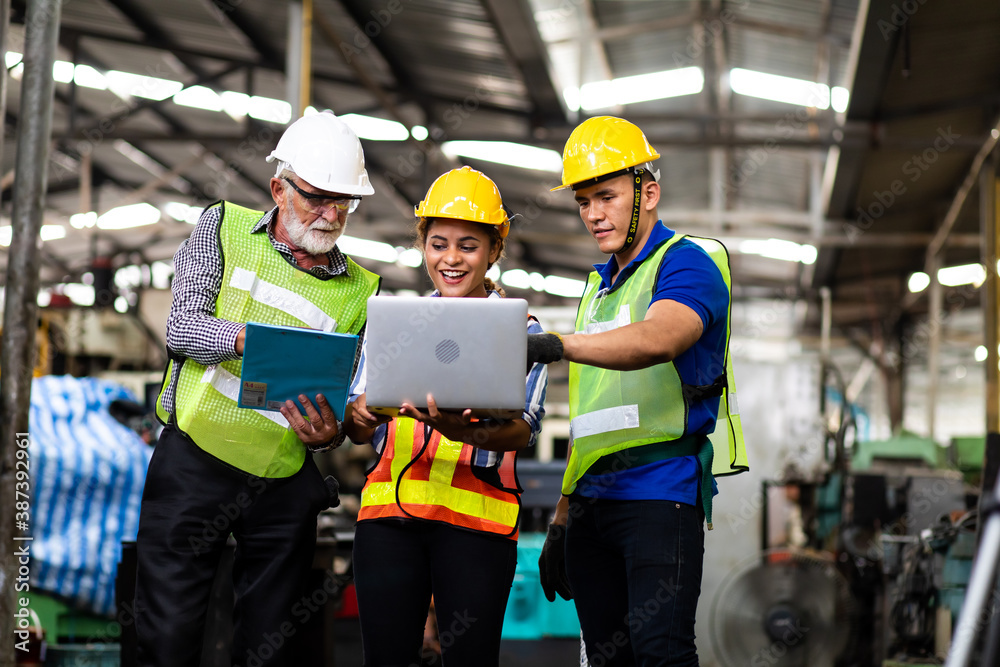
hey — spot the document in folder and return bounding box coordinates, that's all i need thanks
[238,322,359,420]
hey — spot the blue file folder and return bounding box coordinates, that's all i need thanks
[237,322,359,421]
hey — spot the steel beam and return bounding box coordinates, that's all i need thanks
[0,4,61,665]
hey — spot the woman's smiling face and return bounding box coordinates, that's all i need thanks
[423,218,499,298]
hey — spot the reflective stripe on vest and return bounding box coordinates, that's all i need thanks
[564,233,748,497]
[161,201,380,478]
[358,417,521,539]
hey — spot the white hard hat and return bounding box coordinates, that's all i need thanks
[266,111,375,196]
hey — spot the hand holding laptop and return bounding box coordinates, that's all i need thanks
[399,393,475,443]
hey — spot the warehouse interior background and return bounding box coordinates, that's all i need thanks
[2,0,1000,665]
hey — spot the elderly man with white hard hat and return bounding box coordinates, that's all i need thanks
[134,112,381,667]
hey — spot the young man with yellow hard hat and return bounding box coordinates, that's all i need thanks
[527,116,748,666]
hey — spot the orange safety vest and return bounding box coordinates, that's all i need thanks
[358,416,522,540]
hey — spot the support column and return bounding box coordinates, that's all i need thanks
[0,0,62,665]
[286,0,313,120]
[981,156,1000,503]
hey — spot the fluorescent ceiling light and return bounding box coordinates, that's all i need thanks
[40,225,66,242]
[938,263,986,288]
[72,65,108,90]
[411,125,429,141]
[907,263,986,293]
[173,85,224,112]
[220,91,250,119]
[544,275,586,298]
[565,67,704,112]
[907,272,930,293]
[501,269,531,290]
[97,203,162,230]
[486,265,501,281]
[442,141,563,173]
[975,345,988,362]
[248,96,292,124]
[337,235,399,263]
[0,225,67,246]
[6,51,21,68]
[738,238,816,264]
[70,211,98,229]
[163,202,204,225]
[730,68,848,111]
[53,61,75,83]
[397,248,423,268]
[106,70,183,101]
[340,114,409,141]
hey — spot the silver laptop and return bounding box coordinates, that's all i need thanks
[364,296,528,418]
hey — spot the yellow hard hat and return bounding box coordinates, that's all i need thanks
[552,116,660,191]
[415,166,510,238]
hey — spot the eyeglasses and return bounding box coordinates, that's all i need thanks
[283,177,361,214]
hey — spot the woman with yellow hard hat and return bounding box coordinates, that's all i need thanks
[344,166,549,666]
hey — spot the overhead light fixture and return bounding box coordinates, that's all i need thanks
[564,67,704,112]
[53,61,75,83]
[173,85,224,112]
[72,64,108,90]
[442,141,563,173]
[908,263,987,292]
[907,272,930,293]
[340,114,409,141]
[738,238,817,264]
[0,225,66,246]
[337,235,399,263]
[163,202,204,225]
[97,203,162,230]
[6,51,21,68]
[938,263,986,288]
[106,70,183,101]
[248,96,292,124]
[544,275,586,298]
[397,248,423,268]
[411,125,429,141]
[730,68,849,112]
[501,269,531,290]
[501,268,586,297]
[975,345,988,362]
[70,211,98,229]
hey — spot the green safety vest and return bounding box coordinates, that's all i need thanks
[565,232,749,526]
[157,201,381,478]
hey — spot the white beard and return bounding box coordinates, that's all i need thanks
[282,200,345,255]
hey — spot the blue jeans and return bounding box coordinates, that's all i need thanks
[565,496,705,667]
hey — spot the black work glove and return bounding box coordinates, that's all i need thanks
[322,475,340,509]
[527,332,564,373]
[538,523,573,602]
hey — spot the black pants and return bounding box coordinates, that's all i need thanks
[353,519,517,667]
[134,426,331,667]
[566,497,705,667]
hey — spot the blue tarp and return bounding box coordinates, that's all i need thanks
[28,375,152,616]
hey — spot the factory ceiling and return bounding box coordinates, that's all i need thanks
[1,0,998,342]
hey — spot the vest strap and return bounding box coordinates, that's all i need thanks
[571,404,640,440]
[229,267,338,332]
[200,364,289,428]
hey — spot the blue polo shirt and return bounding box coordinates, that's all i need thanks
[573,222,728,504]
